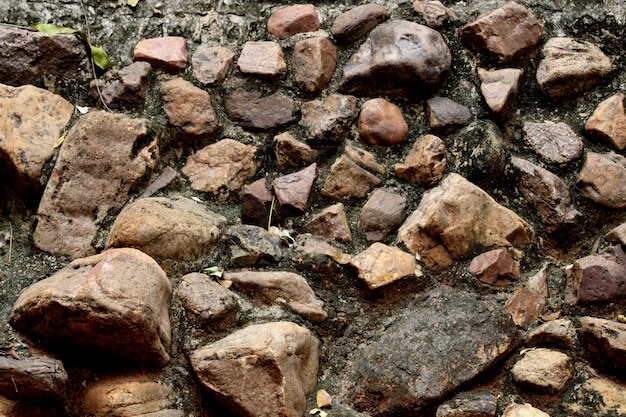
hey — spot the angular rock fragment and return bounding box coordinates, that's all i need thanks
[292,37,337,93]
[509,156,579,231]
[160,77,219,138]
[357,189,407,241]
[224,90,296,131]
[301,203,352,243]
[192,45,234,86]
[478,68,523,118]
[398,173,532,266]
[523,121,583,165]
[461,2,543,62]
[528,319,576,350]
[395,134,446,187]
[426,96,472,133]
[560,378,626,417]
[577,152,626,208]
[585,93,626,150]
[273,163,318,217]
[536,37,613,98]
[413,1,457,29]
[505,266,548,328]
[293,234,351,273]
[274,132,319,170]
[436,391,498,417]
[177,272,240,327]
[34,111,157,259]
[502,403,549,417]
[226,225,282,266]
[606,221,626,246]
[331,4,390,45]
[511,348,572,392]
[571,245,626,303]
[237,41,286,79]
[349,243,416,289]
[241,178,272,227]
[133,36,188,72]
[224,271,327,322]
[9,248,172,367]
[345,141,386,175]
[190,322,319,417]
[339,20,451,98]
[0,356,67,399]
[0,83,74,195]
[300,94,358,143]
[579,316,626,372]
[469,248,520,286]
[90,61,152,108]
[182,138,258,198]
[358,98,408,145]
[82,373,183,417]
[321,154,382,201]
[106,196,226,262]
[267,4,320,39]
[340,286,519,415]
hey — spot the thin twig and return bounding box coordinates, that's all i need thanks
[11,376,17,393]
[267,196,276,231]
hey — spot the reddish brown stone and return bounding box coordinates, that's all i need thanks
[461,2,543,62]
[0,356,67,399]
[577,152,626,209]
[572,246,626,303]
[345,142,386,175]
[274,132,318,170]
[237,41,286,79]
[301,203,352,243]
[300,94,358,143]
[426,97,472,133]
[267,4,320,39]
[177,272,240,327]
[133,36,188,72]
[579,317,626,372]
[241,178,273,227]
[357,189,407,241]
[224,90,296,131]
[469,248,520,285]
[358,98,408,145]
[321,154,382,201]
[292,37,337,93]
[90,61,152,108]
[331,4,390,44]
[585,93,626,150]
[160,77,219,138]
[505,266,548,328]
[395,134,446,187]
[273,163,318,217]
[412,1,456,29]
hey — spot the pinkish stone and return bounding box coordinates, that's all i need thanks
[292,37,337,93]
[267,4,320,39]
[274,132,319,170]
[160,77,218,138]
[357,189,407,241]
[237,41,286,79]
[469,248,520,285]
[301,203,352,243]
[505,266,548,328]
[273,163,318,217]
[241,178,273,228]
[572,246,626,303]
[577,152,626,209]
[133,37,188,72]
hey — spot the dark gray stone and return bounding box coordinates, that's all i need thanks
[224,90,296,131]
[225,225,283,267]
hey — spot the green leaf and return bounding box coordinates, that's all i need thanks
[127,0,140,6]
[90,44,112,70]
[31,22,78,35]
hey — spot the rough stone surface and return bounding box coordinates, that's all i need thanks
[9,248,172,367]
[511,348,572,392]
[469,248,520,286]
[82,373,183,417]
[0,83,74,194]
[426,96,472,133]
[33,111,157,260]
[579,316,626,372]
[527,319,576,350]
[571,245,626,303]
[192,45,234,86]
[331,4,390,45]
[133,37,188,72]
[436,391,498,417]
[523,121,583,165]
[398,173,532,265]
[177,272,240,327]
[478,68,523,118]
[357,189,407,241]
[226,225,283,267]
[509,156,579,231]
[300,94,358,143]
[189,321,319,417]
[461,1,543,62]
[340,286,519,415]
[561,377,626,417]
[90,61,152,109]
[577,152,626,209]
[536,37,613,98]
[0,356,67,399]
[358,98,408,145]
[292,37,337,93]
[606,221,626,246]
[106,196,227,262]
[321,154,382,201]
[182,138,258,198]
[413,1,457,29]
[293,234,351,272]
[301,203,352,243]
[224,271,327,322]
[267,4,320,39]
[338,20,451,98]
[505,266,548,328]
[395,134,446,187]
[237,41,286,79]
[273,163,318,217]
[241,178,273,227]
[160,77,219,138]
[349,243,416,289]
[585,93,626,150]
[502,403,550,417]
[274,132,319,170]
[224,90,296,131]
[345,141,386,175]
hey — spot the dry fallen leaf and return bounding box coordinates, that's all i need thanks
[316,389,332,408]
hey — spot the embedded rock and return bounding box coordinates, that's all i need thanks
[606,221,626,246]
[182,138,258,198]
[106,196,226,262]
[340,286,519,415]
[90,61,152,108]
[571,245,626,303]
[331,4,390,45]
[395,134,446,187]
[160,77,219,138]
[523,121,583,165]
[0,83,74,194]
[192,45,234,86]
[0,356,67,399]
[560,378,626,417]
[321,154,382,201]
[345,141,386,175]
[133,37,188,72]
[273,163,318,217]
[237,41,286,79]
[436,391,498,417]
[585,93,626,150]
[511,348,572,392]
[577,152,626,209]
[224,271,327,322]
[338,20,451,98]
[349,243,416,290]
[469,248,520,286]
[478,68,523,118]
[536,37,613,98]
[300,94,358,143]
[505,266,548,328]
[9,248,172,367]
[357,189,407,241]
[426,96,472,133]
[527,319,576,350]
[226,225,283,267]
[241,178,273,227]
[292,37,337,93]
[460,1,543,62]
[301,203,352,243]
[293,234,351,273]
[502,403,549,417]
[189,322,319,417]
[33,111,157,260]
[274,132,319,170]
[358,98,408,145]
[267,4,320,39]
[579,316,626,372]
[177,272,240,327]
[413,1,457,29]
[224,91,296,131]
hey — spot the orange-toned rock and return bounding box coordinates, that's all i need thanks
[267,4,320,39]
[358,98,408,145]
[133,36,187,72]
[585,93,626,150]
